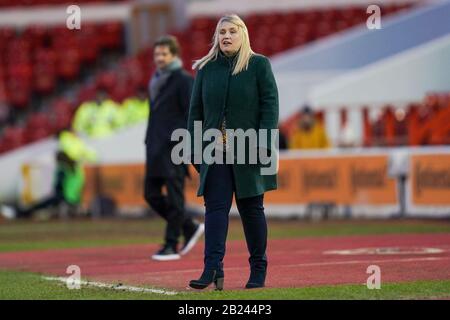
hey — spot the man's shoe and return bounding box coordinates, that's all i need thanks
[151,245,181,261]
[180,223,205,256]
[0,205,17,220]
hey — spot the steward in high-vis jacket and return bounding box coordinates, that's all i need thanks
[16,129,96,218]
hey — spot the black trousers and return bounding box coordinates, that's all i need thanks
[144,167,196,249]
[19,194,65,218]
[203,164,267,273]
[19,169,66,218]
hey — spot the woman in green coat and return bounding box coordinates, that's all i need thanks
[187,14,279,290]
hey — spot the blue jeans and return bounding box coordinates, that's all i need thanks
[203,164,267,274]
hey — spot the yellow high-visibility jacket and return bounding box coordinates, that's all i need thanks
[289,124,330,149]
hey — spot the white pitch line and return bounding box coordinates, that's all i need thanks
[278,256,449,269]
[137,256,450,276]
[42,276,178,295]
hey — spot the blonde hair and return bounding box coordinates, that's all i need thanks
[192,14,254,75]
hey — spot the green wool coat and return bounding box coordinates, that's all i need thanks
[187,52,279,199]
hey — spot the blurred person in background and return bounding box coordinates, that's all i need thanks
[337,111,358,148]
[144,35,204,261]
[2,128,96,219]
[289,105,330,149]
[0,102,10,126]
[337,123,357,148]
[120,86,150,126]
[73,96,97,136]
[278,126,288,150]
[73,89,122,138]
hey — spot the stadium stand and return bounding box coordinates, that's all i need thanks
[0,22,123,106]
[280,92,450,148]
[0,0,127,7]
[0,2,416,154]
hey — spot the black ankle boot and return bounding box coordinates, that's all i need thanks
[245,270,266,289]
[189,269,224,291]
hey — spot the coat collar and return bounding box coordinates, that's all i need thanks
[151,69,182,108]
[217,50,238,68]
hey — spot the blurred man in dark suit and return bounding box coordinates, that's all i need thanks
[144,36,204,261]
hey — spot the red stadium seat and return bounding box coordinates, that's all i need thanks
[25,112,56,139]
[33,48,57,94]
[76,24,100,64]
[24,126,53,143]
[8,80,31,109]
[56,47,80,80]
[23,25,49,49]
[191,17,215,32]
[121,57,145,87]
[0,139,6,153]
[99,22,123,49]
[96,71,118,91]
[76,84,97,106]
[52,97,74,113]
[49,98,75,131]
[1,126,25,151]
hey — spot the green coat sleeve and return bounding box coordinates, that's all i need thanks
[256,56,279,154]
[187,69,204,172]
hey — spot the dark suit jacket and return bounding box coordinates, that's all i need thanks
[145,68,194,178]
